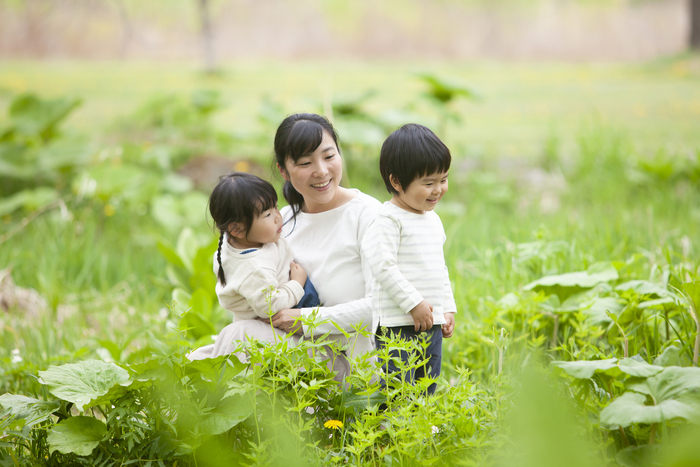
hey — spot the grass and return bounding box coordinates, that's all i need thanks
[0,57,699,465]
[1,57,700,158]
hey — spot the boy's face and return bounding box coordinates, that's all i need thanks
[391,171,449,214]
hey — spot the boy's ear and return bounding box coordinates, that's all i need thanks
[227,223,246,239]
[277,162,289,182]
[389,174,403,193]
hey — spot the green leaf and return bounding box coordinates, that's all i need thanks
[582,297,621,324]
[47,416,106,456]
[523,262,619,301]
[197,393,253,436]
[177,227,199,274]
[341,388,386,415]
[38,360,131,411]
[600,392,699,428]
[417,74,479,104]
[189,288,213,319]
[0,394,60,427]
[654,345,682,367]
[552,358,664,380]
[627,366,700,402]
[552,358,618,379]
[0,187,58,216]
[181,310,216,341]
[616,280,677,299]
[616,358,664,378]
[615,445,662,467]
[157,240,186,269]
[8,93,81,139]
[681,282,700,314]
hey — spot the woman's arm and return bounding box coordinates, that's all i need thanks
[271,256,374,335]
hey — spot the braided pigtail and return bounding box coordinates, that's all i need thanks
[216,231,226,286]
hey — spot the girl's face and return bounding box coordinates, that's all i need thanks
[230,205,283,248]
[278,130,344,213]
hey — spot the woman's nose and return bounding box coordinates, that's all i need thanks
[312,161,328,176]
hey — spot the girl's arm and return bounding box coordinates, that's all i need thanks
[239,269,305,319]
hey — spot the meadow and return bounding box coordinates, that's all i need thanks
[0,57,699,466]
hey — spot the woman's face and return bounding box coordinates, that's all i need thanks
[279,130,344,213]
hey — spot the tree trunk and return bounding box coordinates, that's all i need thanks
[692,0,700,50]
[197,0,217,73]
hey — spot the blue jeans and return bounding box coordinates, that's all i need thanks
[375,324,443,395]
[293,279,321,309]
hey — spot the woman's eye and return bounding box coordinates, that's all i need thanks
[325,155,335,160]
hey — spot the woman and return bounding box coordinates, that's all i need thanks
[189,113,380,368]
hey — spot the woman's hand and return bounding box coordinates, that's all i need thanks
[271,308,304,335]
[289,261,307,287]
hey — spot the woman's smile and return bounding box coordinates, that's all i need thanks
[311,180,332,190]
[280,129,354,213]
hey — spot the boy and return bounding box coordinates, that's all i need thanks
[364,123,457,395]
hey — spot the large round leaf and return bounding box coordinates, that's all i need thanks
[552,358,618,379]
[47,416,106,456]
[38,360,130,411]
[600,392,698,428]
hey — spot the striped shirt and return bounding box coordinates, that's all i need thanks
[364,202,457,327]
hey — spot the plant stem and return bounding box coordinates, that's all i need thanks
[649,423,657,444]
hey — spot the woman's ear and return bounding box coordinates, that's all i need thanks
[389,174,402,193]
[227,223,246,239]
[277,162,290,181]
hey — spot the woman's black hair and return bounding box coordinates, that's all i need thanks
[379,123,451,195]
[273,113,340,222]
[209,172,278,286]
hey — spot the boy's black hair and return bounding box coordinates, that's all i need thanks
[379,124,451,195]
[209,172,278,286]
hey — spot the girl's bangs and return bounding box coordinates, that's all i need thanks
[255,181,278,214]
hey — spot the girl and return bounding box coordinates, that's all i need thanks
[188,172,320,360]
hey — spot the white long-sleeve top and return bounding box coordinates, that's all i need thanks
[213,235,305,321]
[281,189,381,357]
[364,202,457,327]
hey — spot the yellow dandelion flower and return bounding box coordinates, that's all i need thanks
[104,204,115,217]
[324,419,343,430]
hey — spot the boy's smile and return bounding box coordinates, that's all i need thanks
[390,171,449,214]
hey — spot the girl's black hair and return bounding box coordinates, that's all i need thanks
[379,123,451,195]
[209,172,278,286]
[273,113,340,222]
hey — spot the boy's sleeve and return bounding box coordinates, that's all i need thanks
[442,265,457,314]
[366,215,424,314]
[238,269,305,319]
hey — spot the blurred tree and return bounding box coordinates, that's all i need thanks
[692,0,700,49]
[197,0,217,73]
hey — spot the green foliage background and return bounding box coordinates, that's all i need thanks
[0,56,699,465]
